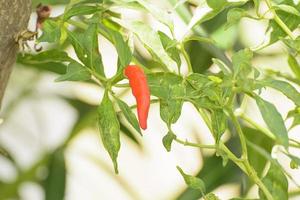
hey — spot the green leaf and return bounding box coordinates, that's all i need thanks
[67,22,105,76]
[110,0,173,31]
[253,0,260,15]
[243,127,275,194]
[211,109,227,144]
[272,4,300,17]
[186,73,211,91]
[99,24,132,68]
[216,148,229,167]
[207,0,227,10]
[186,1,223,32]
[269,1,300,43]
[133,0,174,32]
[55,61,91,82]
[158,31,177,49]
[232,48,253,78]
[72,0,103,5]
[162,131,176,152]
[282,36,300,52]
[158,31,181,69]
[116,98,141,135]
[287,107,300,129]
[18,60,67,74]
[44,149,66,200]
[39,19,61,43]
[160,83,185,124]
[225,8,247,28]
[205,193,221,200]
[185,41,213,73]
[147,72,185,124]
[63,5,102,20]
[67,30,86,63]
[212,58,231,75]
[17,50,69,74]
[113,19,177,71]
[98,91,121,173]
[109,0,145,12]
[147,72,183,98]
[186,73,224,106]
[259,163,288,200]
[208,76,222,84]
[288,54,300,79]
[255,96,288,147]
[258,79,300,106]
[287,154,300,169]
[119,121,140,145]
[176,144,241,199]
[190,97,219,110]
[183,36,215,44]
[185,0,248,34]
[177,166,206,193]
[290,159,299,169]
[211,24,239,50]
[18,49,71,63]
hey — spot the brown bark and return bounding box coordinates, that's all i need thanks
[0,0,32,107]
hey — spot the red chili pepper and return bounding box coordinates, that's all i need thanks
[124,65,150,130]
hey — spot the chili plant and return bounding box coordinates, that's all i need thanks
[3,0,300,199]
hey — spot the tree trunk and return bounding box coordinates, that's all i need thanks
[0,0,32,107]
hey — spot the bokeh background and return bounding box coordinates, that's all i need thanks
[1,1,300,200]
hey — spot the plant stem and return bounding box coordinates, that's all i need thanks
[219,143,244,165]
[114,83,129,88]
[198,108,213,132]
[86,67,108,83]
[241,113,300,149]
[239,113,276,140]
[175,138,216,149]
[176,136,273,200]
[167,0,232,68]
[228,110,248,159]
[243,161,274,200]
[289,189,300,198]
[264,0,296,40]
[266,69,300,86]
[230,110,274,199]
[181,44,193,74]
[67,20,110,83]
[176,138,274,199]
[176,107,273,199]
[68,19,169,74]
[189,97,272,198]
[290,139,300,147]
[174,137,245,167]
[273,15,295,40]
[68,19,88,29]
